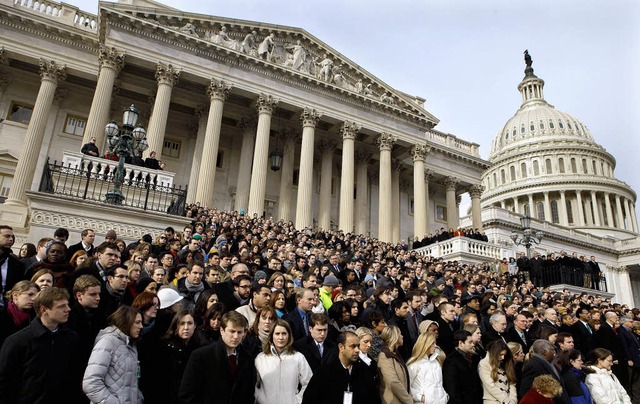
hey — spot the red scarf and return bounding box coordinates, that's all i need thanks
[7,300,30,327]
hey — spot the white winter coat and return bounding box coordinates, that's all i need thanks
[477,355,517,404]
[82,326,143,404]
[254,348,313,404]
[585,366,631,404]
[407,354,448,404]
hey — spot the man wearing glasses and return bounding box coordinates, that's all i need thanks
[99,264,130,317]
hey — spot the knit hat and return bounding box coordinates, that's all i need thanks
[364,274,376,284]
[323,275,340,287]
[435,278,445,287]
[135,277,156,294]
[105,230,117,240]
[254,270,267,281]
[158,288,184,309]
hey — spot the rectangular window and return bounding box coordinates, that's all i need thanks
[162,139,181,158]
[7,101,34,124]
[0,175,12,198]
[436,205,447,222]
[64,115,87,136]
[216,151,223,169]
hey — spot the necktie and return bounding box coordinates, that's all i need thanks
[520,332,527,345]
[303,313,309,336]
[228,354,238,380]
[317,343,324,357]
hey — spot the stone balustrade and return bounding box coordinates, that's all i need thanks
[62,151,175,187]
[414,236,512,262]
[425,129,481,158]
[8,0,97,32]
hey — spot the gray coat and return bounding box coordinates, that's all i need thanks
[83,326,143,404]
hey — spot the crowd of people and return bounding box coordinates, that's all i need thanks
[81,136,165,170]
[0,203,637,403]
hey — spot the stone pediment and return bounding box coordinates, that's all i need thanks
[99,2,439,128]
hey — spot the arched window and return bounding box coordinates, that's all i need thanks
[545,159,552,174]
[539,121,545,130]
[570,158,577,173]
[501,169,506,184]
[558,158,565,174]
[559,121,564,129]
[533,160,540,176]
[549,120,555,129]
[582,158,588,174]
[566,200,574,224]
[592,160,597,174]
[510,166,516,181]
[551,200,559,224]
[537,202,545,221]
[520,162,527,178]
[523,203,531,216]
[493,173,498,187]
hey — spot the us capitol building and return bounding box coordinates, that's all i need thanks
[0,0,638,305]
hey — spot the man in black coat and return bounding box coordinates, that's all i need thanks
[179,311,256,404]
[0,287,83,404]
[507,313,532,352]
[303,331,380,404]
[529,252,544,286]
[597,311,628,390]
[66,228,95,260]
[436,302,457,355]
[519,339,569,404]
[0,225,25,305]
[571,307,595,355]
[71,242,121,288]
[283,288,316,341]
[67,275,106,368]
[294,313,337,372]
[442,330,482,404]
[212,264,251,312]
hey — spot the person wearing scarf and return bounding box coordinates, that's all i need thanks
[0,280,37,348]
[377,324,412,403]
[176,262,209,310]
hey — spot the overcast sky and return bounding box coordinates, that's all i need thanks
[76,0,640,217]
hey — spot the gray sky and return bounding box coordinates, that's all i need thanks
[77,0,640,217]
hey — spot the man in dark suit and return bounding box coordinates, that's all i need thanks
[597,311,628,390]
[529,252,544,286]
[618,315,640,401]
[71,242,121,288]
[66,229,95,260]
[212,263,251,312]
[294,313,337,372]
[482,312,508,347]
[20,237,50,271]
[179,311,256,404]
[436,302,457,354]
[443,330,482,404]
[303,331,380,404]
[0,225,25,305]
[571,307,595,355]
[589,256,602,290]
[283,288,316,341]
[519,339,569,403]
[507,313,532,352]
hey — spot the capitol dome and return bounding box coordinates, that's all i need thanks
[481,52,638,239]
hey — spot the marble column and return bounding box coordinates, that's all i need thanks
[338,121,360,233]
[470,184,484,231]
[615,195,625,230]
[513,197,520,214]
[425,170,433,231]
[6,60,66,206]
[391,160,402,243]
[543,191,551,222]
[559,190,568,226]
[623,198,632,230]
[500,200,506,209]
[318,140,335,230]
[195,79,232,208]
[411,145,429,238]
[234,116,258,212]
[590,191,601,226]
[248,94,278,217]
[444,176,459,230]
[145,63,180,158]
[377,133,396,243]
[575,191,585,226]
[355,150,371,236]
[295,107,322,229]
[83,46,125,149]
[186,104,209,205]
[604,192,614,227]
[0,48,10,101]
[278,130,299,222]
[527,194,534,217]
[630,202,639,233]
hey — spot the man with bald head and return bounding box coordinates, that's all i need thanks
[519,339,569,403]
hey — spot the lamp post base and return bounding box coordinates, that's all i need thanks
[105,189,125,205]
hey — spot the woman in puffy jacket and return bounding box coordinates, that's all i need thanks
[83,305,144,404]
[407,332,448,404]
[477,340,517,404]
[585,348,631,404]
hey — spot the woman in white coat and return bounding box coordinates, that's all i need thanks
[83,305,144,404]
[585,348,631,404]
[407,332,448,404]
[477,340,517,404]
[255,319,313,404]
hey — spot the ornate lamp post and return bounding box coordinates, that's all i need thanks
[510,214,543,258]
[105,105,148,205]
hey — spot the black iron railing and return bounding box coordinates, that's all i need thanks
[39,158,187,216]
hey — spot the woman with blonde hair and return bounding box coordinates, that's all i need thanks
[407,332,448,404]
[507,342,524,393]
[478,339,517,404]
[0,280,37,347]
[254,319,312,404]
[378,324,412,403]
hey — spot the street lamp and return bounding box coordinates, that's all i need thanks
[510,214,543,258]
[104,104,148,205]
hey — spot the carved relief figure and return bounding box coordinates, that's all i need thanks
[208,26,241,51]
[363,83,374,97]
[332,63,346,87]
[355,79,364,94]
[179,23,199,37]
[258,33,276,61]
[241,31,258,56]
[285,40,308,72]
[315,54,333,82]
[380,92,395,105]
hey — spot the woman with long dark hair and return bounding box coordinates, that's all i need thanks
[478,339,517,404]
[557,349,593,404]
[585,348,631,404]
[83,305,144,403]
